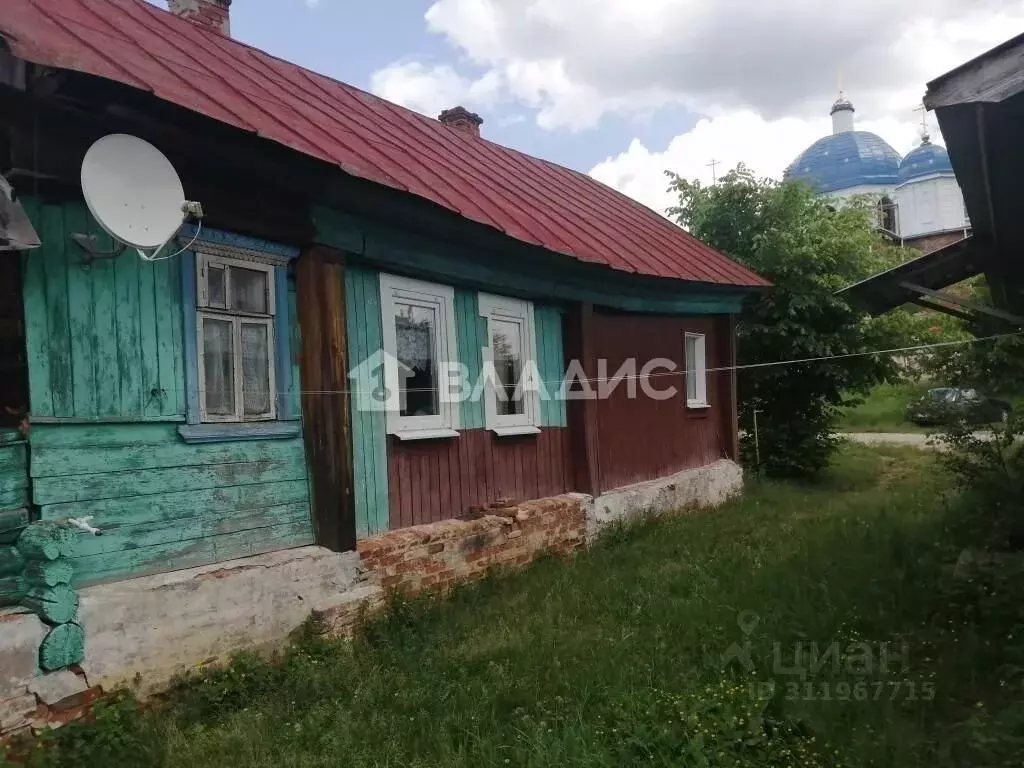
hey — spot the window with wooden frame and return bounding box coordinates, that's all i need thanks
[684,332,708,409]
[479,293,541,436]
[196,253,277,422]
[379,273,460,440]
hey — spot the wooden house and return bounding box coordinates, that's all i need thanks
[0,0,768,590]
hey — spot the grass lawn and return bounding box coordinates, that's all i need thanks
[837,382,932,433]
[10,445,1024,768]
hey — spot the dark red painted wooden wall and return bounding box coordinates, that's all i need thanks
[591,312,736,491]
[388,428,573,528]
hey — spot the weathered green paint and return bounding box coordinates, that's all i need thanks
[22,583,78,624]
[0,576,25,606]
[453,291,566,428]
[0,508,29,545]
[0,437,28,513]
[33,456,307,507]
[534,305,568,428]
[29,424,313,585]
[455,289,486,429]
[32,437,308,477]
[70,520,313,585]
[43,480,308,527]
[287,279,303,419]
[21,198,184,421]
[0,546,25,576]
[24,559,74,588]
[17,522,73,562]
[314,206,750,315]
[39,623,85,672]
[345,265,389,538]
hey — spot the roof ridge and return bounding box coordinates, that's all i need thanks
[3,0,769,288]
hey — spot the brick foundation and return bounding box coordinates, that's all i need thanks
[356,495,587,597]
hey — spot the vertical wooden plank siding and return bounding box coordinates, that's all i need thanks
[21,199,185,421]
[591,312,727,491]
[64,203,98,419]
[20,198,53,418]
[92,228,119,418]
[41,205,73,415]
[114,246,144,417]
[534,305,567,427]
[564,302,601,496]
[345,266,389,537]
[455,289,486,429]
[296,247,356,551]
[387,428,573,527]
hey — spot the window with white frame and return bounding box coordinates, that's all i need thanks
[684,332,708,408]
[479,293,541,436]
[196,253,277,422]
[379,274,459,439]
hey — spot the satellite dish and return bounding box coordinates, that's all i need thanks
[81,134,193,258]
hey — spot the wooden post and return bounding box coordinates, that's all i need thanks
[564,302,601,496]
[296,246,356,552]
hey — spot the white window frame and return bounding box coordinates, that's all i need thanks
[684,332,709,409]
[196,252,277,423]
[379,273,460,440]
[479,293,541,436]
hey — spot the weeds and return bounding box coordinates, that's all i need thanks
[6,445,1023,768]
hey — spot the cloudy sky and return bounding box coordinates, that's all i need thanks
[156,0,1023,214]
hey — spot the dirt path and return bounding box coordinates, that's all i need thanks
[841,432,934,447]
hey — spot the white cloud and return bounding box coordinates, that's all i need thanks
[389,0,1024,131]
[369,62,502,118]
[588,110,927,215]
[369,0,1024,214]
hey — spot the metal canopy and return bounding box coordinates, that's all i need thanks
[840,236,988,316]
[841,33,1024,318]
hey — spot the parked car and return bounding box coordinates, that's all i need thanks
[906,388,1011,426]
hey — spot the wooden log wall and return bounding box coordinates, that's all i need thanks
[296,247,356,552]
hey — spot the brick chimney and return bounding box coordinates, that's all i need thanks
[438,106,483,138]
[168,0,232,35]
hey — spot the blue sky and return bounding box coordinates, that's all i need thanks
[147,0,1020,214]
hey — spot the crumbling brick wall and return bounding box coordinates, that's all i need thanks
[356,495,587,596]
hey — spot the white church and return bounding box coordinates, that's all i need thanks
[785,94,970,252]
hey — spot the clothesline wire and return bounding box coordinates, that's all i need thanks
[171,328,1024,397]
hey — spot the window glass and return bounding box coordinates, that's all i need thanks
[395,302,440,418]
[492,317,524,416]
[685,335,699,402]
[231,266,269,314]
[203,318,235,416]
[241,322,271,416]
[208,265,226,309]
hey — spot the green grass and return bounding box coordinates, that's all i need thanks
[9,445,1024,768]
[838,382,932,433]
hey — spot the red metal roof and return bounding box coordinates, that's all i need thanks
[1,0,768,288]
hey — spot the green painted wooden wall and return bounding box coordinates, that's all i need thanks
[455,291,566,429]
[32,424,313,585]
[345,266,389,539]
[18,198,314,585]
[346,265,568,538]
[21,199,185,421]
[0,429,28,513]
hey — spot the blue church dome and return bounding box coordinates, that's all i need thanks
[897,139,954,184]
[785,131,902,194]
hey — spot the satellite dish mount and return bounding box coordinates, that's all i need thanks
[80,134,203,262]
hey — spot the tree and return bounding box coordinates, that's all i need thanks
[667,165,912,478]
